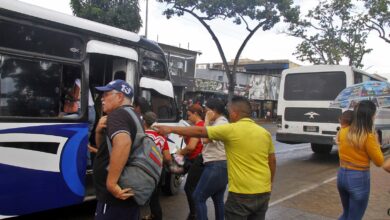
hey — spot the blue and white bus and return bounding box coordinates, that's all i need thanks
[0,0,183,218]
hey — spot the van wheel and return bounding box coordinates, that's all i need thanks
[311,144,332,154]
[162,172,183,195]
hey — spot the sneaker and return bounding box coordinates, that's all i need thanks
[142,214,154,220]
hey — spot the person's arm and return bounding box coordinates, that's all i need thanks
[177,137,199,156]
[383,157,390,173]
[268,153,276,184]
[162,149,172,165]
[202,111,214,144]
[95,116,107,149]
[366,133,384,167]
[106,133,134,200]
[155,125,208,138]
[162,138,172,164]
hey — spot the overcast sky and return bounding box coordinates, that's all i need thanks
[18,0,390,80]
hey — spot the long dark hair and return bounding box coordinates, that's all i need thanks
[347,100,376,149]
[205,98,226,115]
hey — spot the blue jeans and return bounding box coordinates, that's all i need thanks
[337,167,370,220]
[193,160,228,220]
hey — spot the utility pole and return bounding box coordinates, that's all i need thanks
[145,0,149,38]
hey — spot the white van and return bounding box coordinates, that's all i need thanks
[276,65,386,154]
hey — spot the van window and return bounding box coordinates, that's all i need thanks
[284,72,346,101]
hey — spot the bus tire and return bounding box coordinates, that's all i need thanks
[311,143,332,154]
[162,172,183,195]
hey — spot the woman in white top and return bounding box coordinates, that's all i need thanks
[192,98,228,220]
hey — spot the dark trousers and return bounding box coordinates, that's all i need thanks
[224,192,270,220]
[337,168,370,220]
[95,201,140,220]
[149,177,163,220]
[184,155,204,216]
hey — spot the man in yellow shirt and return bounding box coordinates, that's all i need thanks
[155,96,276,220]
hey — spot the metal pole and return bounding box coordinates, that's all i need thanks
[145,0,149,38]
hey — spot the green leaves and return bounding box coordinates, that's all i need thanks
[70,0,142,32]
[158,0,299,99]
[287,0,371,68]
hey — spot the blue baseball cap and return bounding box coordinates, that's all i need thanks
[95,79,134,99]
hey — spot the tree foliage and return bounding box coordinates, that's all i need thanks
[287,0,371,68]
[363,0,390,43]
[70,0,142,32]
[158,0,300,99]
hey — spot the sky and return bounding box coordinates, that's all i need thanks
[18,0,390,80]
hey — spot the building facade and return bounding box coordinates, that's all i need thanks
[195,59,300,119]
[158,43,201,107]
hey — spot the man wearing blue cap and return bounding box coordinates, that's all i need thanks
[93,79,140,220]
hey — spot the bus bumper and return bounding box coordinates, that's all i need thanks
[276,132,334,145]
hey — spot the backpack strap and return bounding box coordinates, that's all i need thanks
[106,107,144,155]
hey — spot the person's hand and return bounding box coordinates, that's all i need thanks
[88,144,98,153]
[96,116,107,134]
[205,110,215,125]
[108,184,134,200]
[153,125,173,136]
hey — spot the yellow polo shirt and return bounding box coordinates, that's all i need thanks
[207,118,275,194]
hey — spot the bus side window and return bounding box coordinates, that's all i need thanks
[0,54,62,117]
[141,58,166,79]
[141,89,176,120]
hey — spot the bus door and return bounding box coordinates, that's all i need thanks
[86,40,138,116]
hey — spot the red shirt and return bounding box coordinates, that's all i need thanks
[185,120,204,160]
[145,129,169,152]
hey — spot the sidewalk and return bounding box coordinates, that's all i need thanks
[266,164,390,220]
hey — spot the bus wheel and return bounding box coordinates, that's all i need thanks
[162,172,183,195]
[311,144,332,154]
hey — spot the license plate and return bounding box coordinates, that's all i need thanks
[304,126,318,132]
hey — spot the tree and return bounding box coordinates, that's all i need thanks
[158,0,299,99]
[287,0,371,68]
[363,0,390,43]
[70,0,142,33]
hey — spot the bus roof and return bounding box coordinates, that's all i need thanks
[0,0,141,43]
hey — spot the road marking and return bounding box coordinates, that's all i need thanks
[275,145,309,154]
[269,175,337,207]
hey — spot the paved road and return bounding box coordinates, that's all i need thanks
[11,122,390,219]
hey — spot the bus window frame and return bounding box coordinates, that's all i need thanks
[0,15,86,62]
[0,52,87,122]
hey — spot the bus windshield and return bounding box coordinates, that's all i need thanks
[284,71,346,101]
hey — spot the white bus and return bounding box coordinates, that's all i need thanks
[0,0,183,218]
[276,65,386,154]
